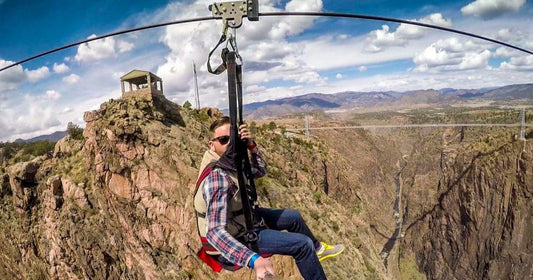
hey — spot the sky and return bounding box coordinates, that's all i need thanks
[0,0,532,142]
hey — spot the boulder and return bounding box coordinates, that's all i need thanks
[7,159,41,212]
[61,177,89,209]
[53,136,84,158]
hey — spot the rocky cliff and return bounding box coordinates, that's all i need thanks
[0,94,531,280]
[407,133,533,279]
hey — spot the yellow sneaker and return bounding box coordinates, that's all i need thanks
[316,242,344,262]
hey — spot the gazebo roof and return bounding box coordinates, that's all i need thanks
[120,70,161,82]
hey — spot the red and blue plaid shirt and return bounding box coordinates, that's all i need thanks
[202,149,267,267]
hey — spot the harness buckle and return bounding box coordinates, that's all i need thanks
[244,231,258,243]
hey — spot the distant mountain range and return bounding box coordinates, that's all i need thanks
[238,83,533,119]
[15,131,67,143]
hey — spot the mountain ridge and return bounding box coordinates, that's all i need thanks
[240,83,533,119]
[13,131,67,143]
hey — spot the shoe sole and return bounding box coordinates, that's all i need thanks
[318,247,345,262]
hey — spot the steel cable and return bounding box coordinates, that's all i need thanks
[1,11,532,73]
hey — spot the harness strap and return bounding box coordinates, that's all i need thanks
[207,23,229,75]
[196,208,244,219]
[195,164,214,190]
[225,50,260,252]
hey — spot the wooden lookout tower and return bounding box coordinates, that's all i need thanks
[120,70,163,100]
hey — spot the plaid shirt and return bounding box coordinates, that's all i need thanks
[202,148,266,267]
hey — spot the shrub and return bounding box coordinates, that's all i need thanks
[67,122,84,140]
[22,140,55,157]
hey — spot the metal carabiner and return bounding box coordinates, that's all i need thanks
[226,28,242,63]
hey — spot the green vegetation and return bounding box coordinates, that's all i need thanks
[67,122,84,140]
[0,140,55,164]
[182,100,192,109]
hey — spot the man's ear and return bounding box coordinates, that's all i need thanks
[208,141,215,151]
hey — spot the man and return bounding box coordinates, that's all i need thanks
[194,116,344,280]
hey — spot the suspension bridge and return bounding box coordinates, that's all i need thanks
[289,109,531,140]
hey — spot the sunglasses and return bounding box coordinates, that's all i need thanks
[211,135,230,145]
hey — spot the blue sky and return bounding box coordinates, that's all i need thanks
[1,0,532,141]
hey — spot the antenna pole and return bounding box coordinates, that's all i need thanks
[193,61,200,109]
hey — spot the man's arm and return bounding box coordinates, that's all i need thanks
[203,169,256,267]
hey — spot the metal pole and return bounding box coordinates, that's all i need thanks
[520,109,526,140]
[193,61,200,109]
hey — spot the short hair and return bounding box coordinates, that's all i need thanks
[209,116,230,133]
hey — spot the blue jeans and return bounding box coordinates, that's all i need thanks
[255,208,327,280]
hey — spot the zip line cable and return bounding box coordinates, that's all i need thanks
[1,11,532,73]
[0,16,218,72]
[260,12,533,56]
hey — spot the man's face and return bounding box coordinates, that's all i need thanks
[209,123,230,156]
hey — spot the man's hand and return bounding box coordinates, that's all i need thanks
[238,124,254,146]
[254,257,275,280]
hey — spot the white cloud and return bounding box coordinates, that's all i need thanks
[301,34,419,71]
[75,34,135,62]
[396,13,452,39]
[0,60,26,92]
[336,73,343,79]
[25,66,50,82]
[414,45,458,67]
[461,0,526,19]
[75,35,116,62]
[457,50,491,69]
[63,73,81,84]
[266,0,322,39]
[359,66,367,72]
[364,25,398,52]
[365,13,452,52]
[45,90,61,100]
[500,55,533,70]
[118,40,135,53]
[53,63,70,73]
[413,37,492,72]
[494,47,522,58]
[0,98,62,141]
[493,28,533,56]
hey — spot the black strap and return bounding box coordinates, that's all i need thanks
[207,35,228,75]
[236,64,259,207]
[225,50,259,252]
